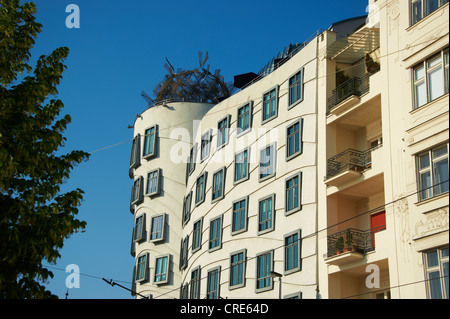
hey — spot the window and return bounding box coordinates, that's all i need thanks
[212,167,226,202]
[217,115,231,149]
[209,215,223,252]
[200,129,212,162]
[424,247,449,299]
[230,249,247,289]
[180,283,189,299]
[136,253,149,282]
[445,50,449,93]
[413,49,449,109]
[143,125,157,158]
[195,172,207,206]
[234,148,249,184]
[411,0,448,25]
[179,235,189,270]
[190,266,201,299]
[182,192,192,225]
[262,87,278,124]
[130,176,144,206]
[285,172,302,215]
[286,119,303,160]
[134,214,145,242]
[154,255,169,285]
[192,218,203,253]
[284,292,303,299]
[417,143,449,201]
[259,143,276,182]
[149,214,165,242]
[206,266,221,299]
[146,168,160,197]
[284,230,302,275]
[256,250,273,292]
[232,196,248,235]
[129,134,141,169]
[237,102,253,136]
[288,68,304,108]
[258,194,275,235]
[187,143,197,176]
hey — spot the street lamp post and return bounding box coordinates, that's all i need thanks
[270,271,283,299]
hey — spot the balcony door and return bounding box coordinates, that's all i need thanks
[370,211,386,249]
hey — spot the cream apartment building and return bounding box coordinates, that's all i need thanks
[128,0,449,299]
[317,0,448,299]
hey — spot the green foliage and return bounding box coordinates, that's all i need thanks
[0,0,89,298]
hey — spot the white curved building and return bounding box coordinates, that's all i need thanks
[128,0,449,300]
[129,31,322,299]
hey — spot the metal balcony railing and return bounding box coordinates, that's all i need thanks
[327,73,371,112]
[326,147,374,180]
[326,226,385,258]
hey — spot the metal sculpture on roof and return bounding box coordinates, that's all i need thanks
[142,51,234,107]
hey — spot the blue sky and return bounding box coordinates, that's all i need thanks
[29,0,369,299]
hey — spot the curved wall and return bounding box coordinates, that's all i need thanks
[180,38,319,299]
[130,102,214,298]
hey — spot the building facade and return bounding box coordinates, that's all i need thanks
[128,0,449,299]
[317,0,449,299]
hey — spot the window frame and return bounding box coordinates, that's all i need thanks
[259,142,277,182]
[206,266,221,299]
[286,118,303,161]
[187,143,197,176]
[192,217,204,253]
[130,176,144,206]
[200,129,212,162]
[229,249,247,290]
[284,292,303,299]
[423,246,449,299]
[255,250,274,293]
[212,166,226,203]
[410,0,449,26]
[129,134,141,169]
[412,49,449,110]
[134,214,146,243]
[236,101,253,137]
[416,143,449,202]
[149,213,166,243]
[195,171,208,206]
[288,67,305,109]
[285,171,302,216]
[217,115,231,150]
[154,254,170,285]
[190,266,201,299]
[284,229,302,275]
[146,168,161,197]
[143,124,158,159]
[182,191,192,226]
[209,214,223,252]
[135,252,149,283]
[231,196,249,235]
[234,147,250,185]
[179,235,189,271]
[261,85,279,125]
[258,193,276,235]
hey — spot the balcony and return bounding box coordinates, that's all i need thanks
[325,226,385,265]
[327,73,372,113]
[325,143,382,186]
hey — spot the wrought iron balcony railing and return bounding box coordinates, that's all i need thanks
[327,73,371,112]
[326,147,374,180]
[326,226,385,258]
